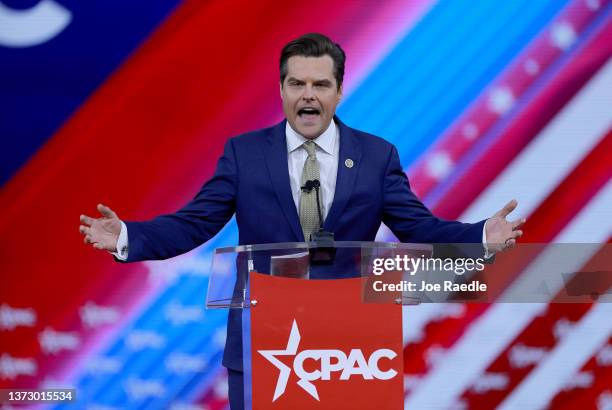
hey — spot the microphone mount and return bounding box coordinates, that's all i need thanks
[301,179,335,264]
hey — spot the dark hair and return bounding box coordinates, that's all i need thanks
[280,33,346,90]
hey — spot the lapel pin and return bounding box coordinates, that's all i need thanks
[345,158,354,168]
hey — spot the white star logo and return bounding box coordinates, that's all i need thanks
[258,319,320,401]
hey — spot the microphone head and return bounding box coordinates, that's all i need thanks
[301,179,320,192]
[301,180,313,191]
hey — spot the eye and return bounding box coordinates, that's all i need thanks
[314,83,331,88]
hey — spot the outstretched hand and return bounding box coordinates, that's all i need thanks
[485,199,525,254]
[79,204,121,252]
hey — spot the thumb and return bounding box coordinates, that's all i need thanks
[97,203,117,219]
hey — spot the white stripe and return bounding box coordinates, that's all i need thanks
[505,180,612,299]
[0,0,72,48]
[461,57,612,223]
[401,59,612,349]
[405,182,612,408]
[402,304,450,344]
[498,303,612,410]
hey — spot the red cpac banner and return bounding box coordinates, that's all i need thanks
[250,272,404,410]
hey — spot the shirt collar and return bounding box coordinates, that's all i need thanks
[286,119,337,155]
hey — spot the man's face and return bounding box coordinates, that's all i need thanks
[281,55,342,139]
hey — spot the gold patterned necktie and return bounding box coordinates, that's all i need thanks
[299,140,322,241]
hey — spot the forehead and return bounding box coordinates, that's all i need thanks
[285,55,336,82]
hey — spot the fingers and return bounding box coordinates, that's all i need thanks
[97,203,117,219]
[495,199,518,218]
[500,230,523,251]
[511,218,526,230]
[80,214,95,226]
[82,203,117,225]
[82,206,115,251]
[83,233,108,250]
[80,218,100,248]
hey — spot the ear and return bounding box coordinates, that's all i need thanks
[337,85,343,101]
[279,82,284,99]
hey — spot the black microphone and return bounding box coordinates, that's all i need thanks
[301,179,320,192]
[301,179,335,264]
[301,179,323,230]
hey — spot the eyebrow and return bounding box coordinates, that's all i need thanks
[286,77,333,85]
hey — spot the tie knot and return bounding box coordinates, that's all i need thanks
[303,140,317,158]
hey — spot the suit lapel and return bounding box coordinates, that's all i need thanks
[264,120,304,241]
[324,118,362,232]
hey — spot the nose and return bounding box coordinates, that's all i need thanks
[302,84,315,100]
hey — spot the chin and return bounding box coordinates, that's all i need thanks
[296,126,321,139]
[301,130,322,139]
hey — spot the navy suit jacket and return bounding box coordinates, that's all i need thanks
[124,117,486,370]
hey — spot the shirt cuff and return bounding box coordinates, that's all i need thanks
[110,221,129,261]
[482,219,494,259]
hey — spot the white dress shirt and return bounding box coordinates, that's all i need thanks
[114,119,490,260]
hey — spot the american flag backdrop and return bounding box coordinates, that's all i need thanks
[0,0,611,409]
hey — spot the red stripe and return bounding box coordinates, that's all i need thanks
[409,0,603,198]
[431,14,612,219]
[552,340,612,409]
[461,239,611,408]
[550,237,612,409]
[403,129,612,384]
[520,129,612,243]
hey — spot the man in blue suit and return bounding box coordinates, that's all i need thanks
[80,33,524,409]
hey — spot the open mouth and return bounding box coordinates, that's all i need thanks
[298,107,321,118]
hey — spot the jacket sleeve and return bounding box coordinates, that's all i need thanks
[123,138,238,262]
[381,145,486,245]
